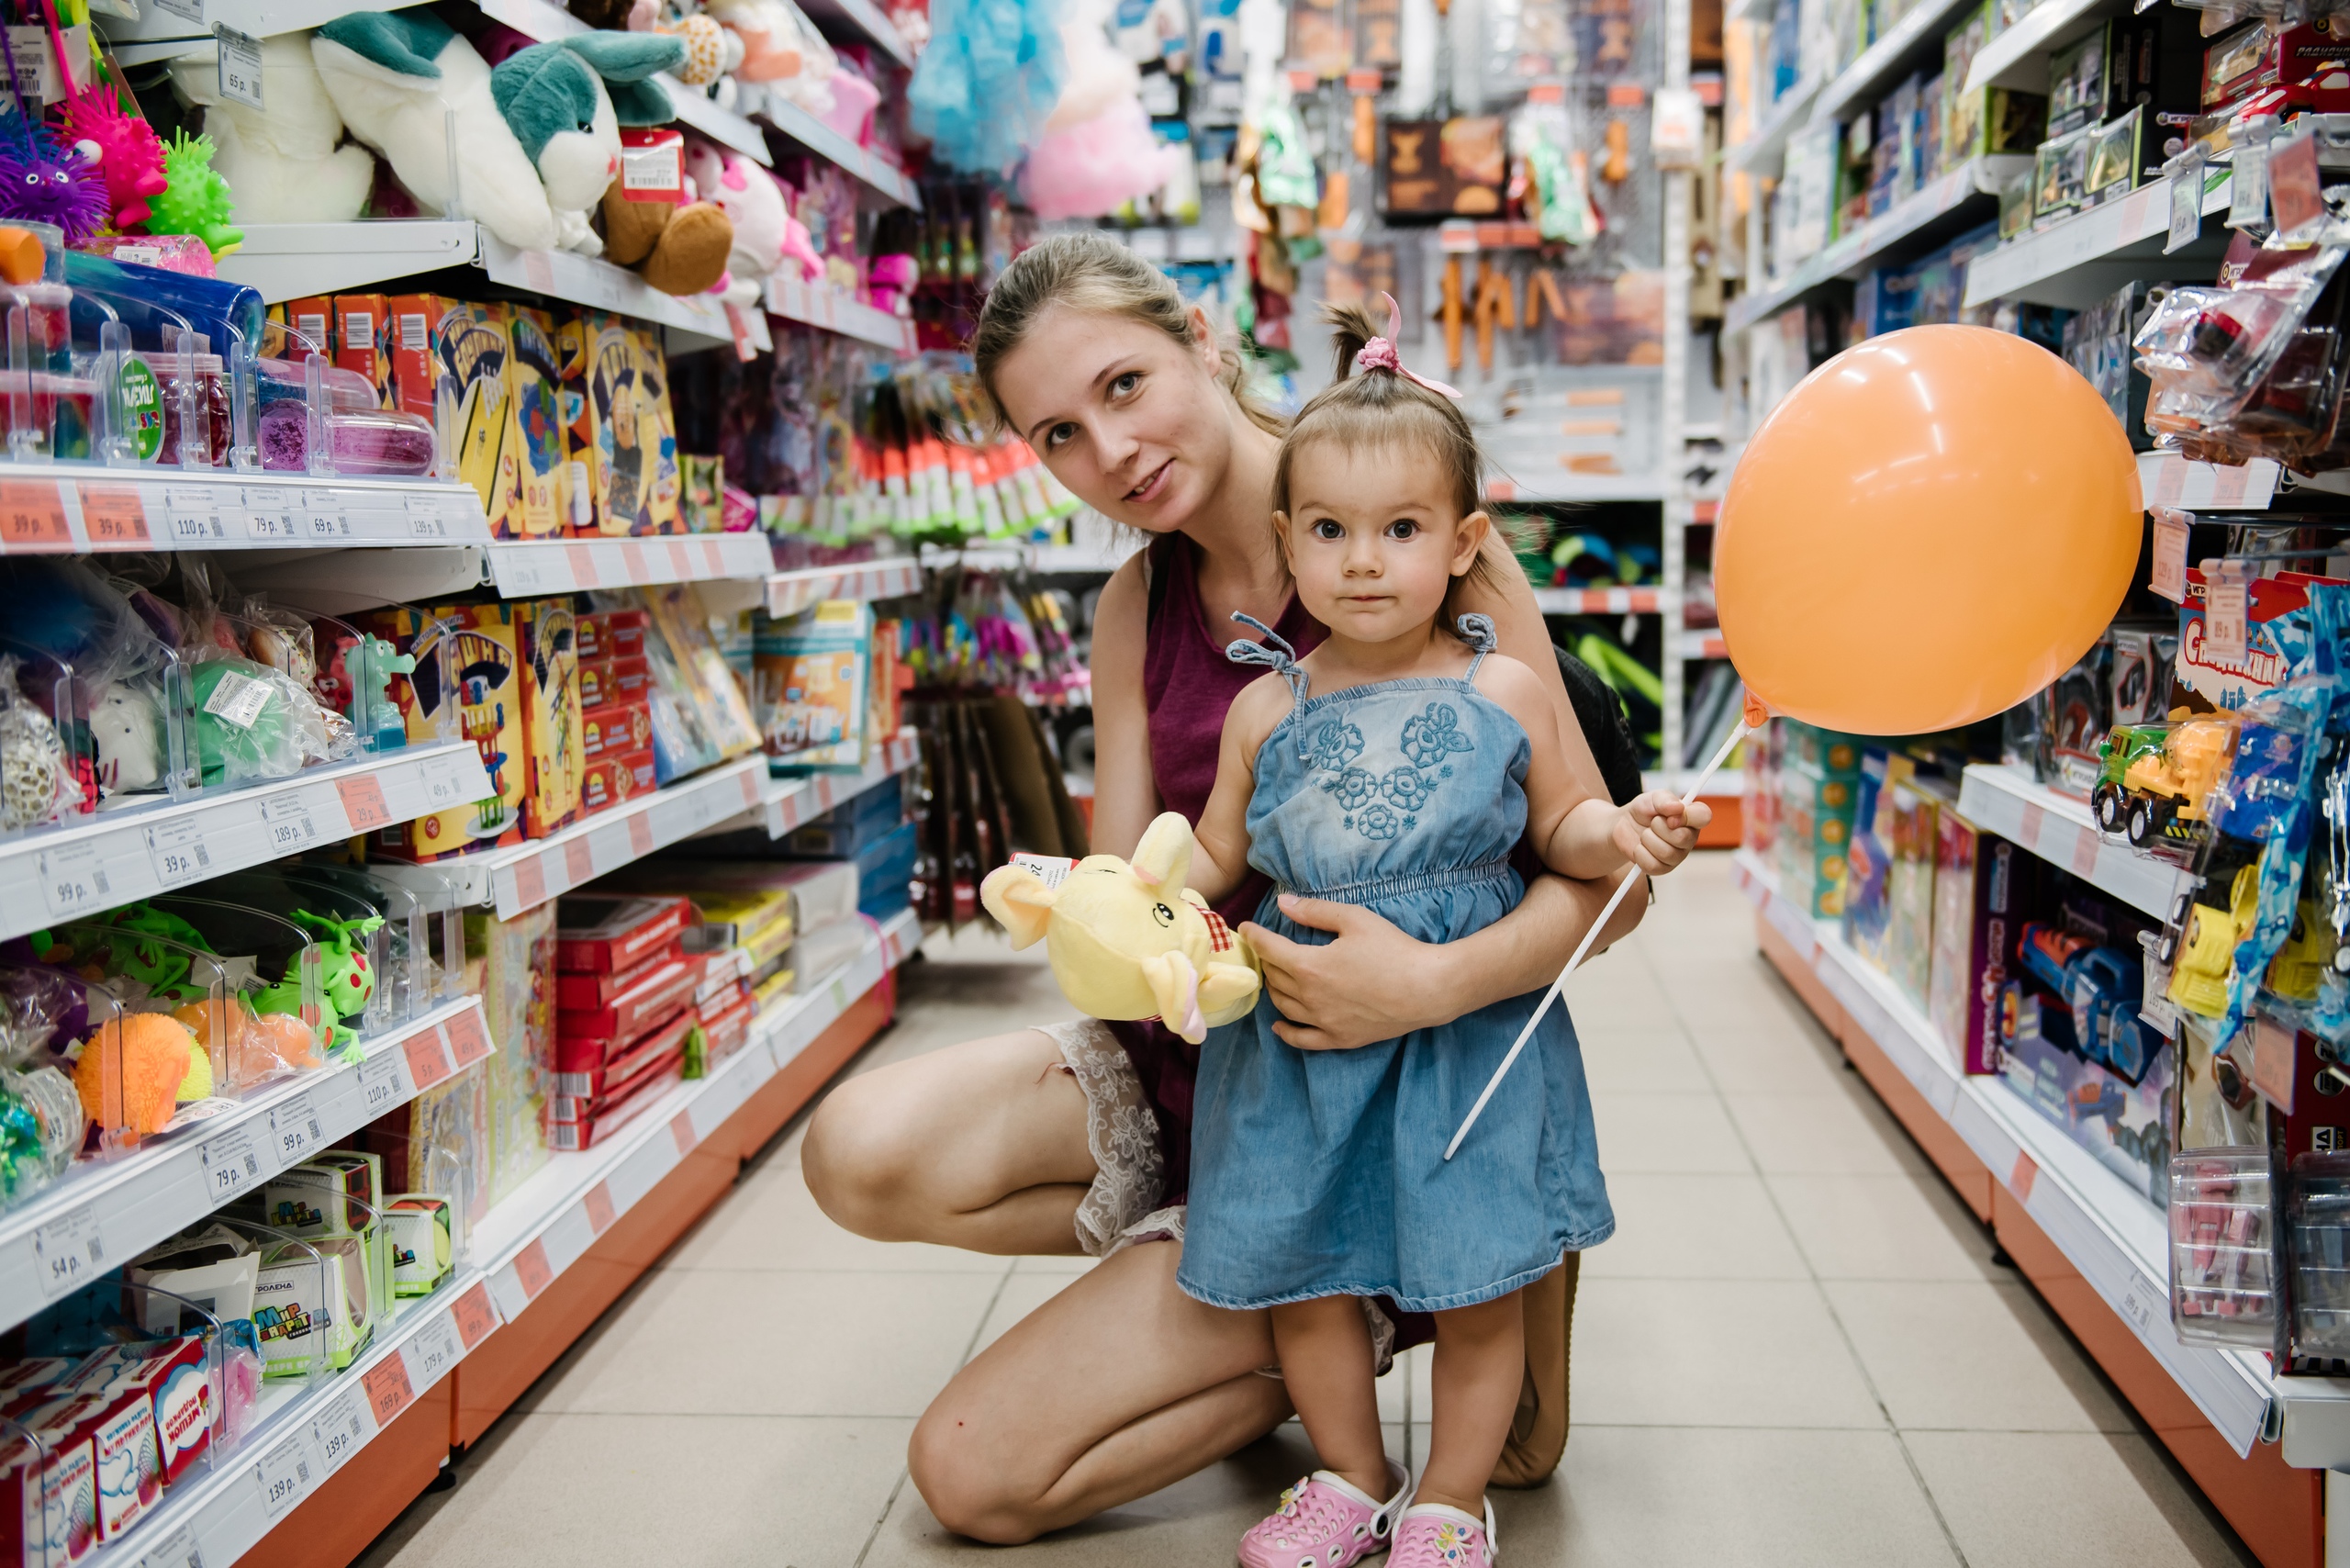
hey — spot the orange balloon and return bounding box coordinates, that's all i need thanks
[1717,325,2142,735]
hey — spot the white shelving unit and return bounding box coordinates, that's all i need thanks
[0,993,487,1335]
[1962,168,2231,310]
[1963,0,2112,93]
[1,739,490,944]
[797,0,915,67]
[1729,852,2309,1460]
[476,232,771,356]
[1723,74,1823,176]
[0,466,488,554]
[766,276,918,353]
[764,557,923,617]
[75,912,917,1568]
[1811,0,1982,126]
[485,532,776,597]
[1953,763,2191,920]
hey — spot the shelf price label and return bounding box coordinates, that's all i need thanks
[36,839,111,921]
[362,1355,415,1426]
[403,1028,454,1092]
[214,22,263,108]
[33,1204,103,1299]
[335,773,392,832]
[583,1182,617,1235]
[2165,153,2204,254]
[404,493,451,538]
[313,1394,367,1475]
[256,1428,315,1518]
[269,1092,323,1164]
[144,817,212,888]
[242,487,301,541]
[563,834,596,888]
[450,1282,498,1350]
[261,791,320,854]
[419,751,471,809]
[2150,513,2188,603]
[131,1522,203,1568]
[165,487,231,543]
[511,1238,554,1300]
[404,1313,464,1390]
[199,1126,264,1199]
[0,479,71,550]
[302,490,351,539]
[2206,577,2249,663]
[79,485,151,549]
[443,1007,492,1069]
[2119,1269,2166,1338]
[357,1051,408,1116]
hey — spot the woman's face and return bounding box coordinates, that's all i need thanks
[992,304,1236,534]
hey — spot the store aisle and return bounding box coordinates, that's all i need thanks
[356,855,2256,1568]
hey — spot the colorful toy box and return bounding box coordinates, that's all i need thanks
[1774,723,1861,918]
[1929,812,2020,1072]
[371,604,525,861]
[506,306,569,539]
[515,599,586,839]
[333,293,392,409]
[755,599,874,768]
[1887,776,1947,1009]
[435,302,521,535]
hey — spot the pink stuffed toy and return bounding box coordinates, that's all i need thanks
[60,88,168,231]
[867,252,916,315]
[684,138,791,308]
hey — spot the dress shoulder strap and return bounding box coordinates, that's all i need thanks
[1225,611,1313,757]
[1456,612,1498,680]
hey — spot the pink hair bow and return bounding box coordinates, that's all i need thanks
[1352,292,1461,398]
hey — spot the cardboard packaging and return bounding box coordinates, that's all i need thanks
[1930,817,2018,1073]
[386,293,456,426]
[333,293,391,408]
[264,1151,380,1238]
[0,1397,95,1568]
[385,1195,454,1296]
[755,599,873,767]
[281,295,332,359]
[437,301,522,535]
[554,310,605,533]
[555,895,692,973]
[254,1235,371,1374]
[372,603,526,861]
[555,957,699,1045]
[577,655,650,711]
[555,939,687,1010]
[507,306,569,538]
[580,748,655,815]
[581,699,653,760]
[516,599,586,839]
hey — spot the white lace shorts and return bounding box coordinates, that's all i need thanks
[1034,1018,1396,1374]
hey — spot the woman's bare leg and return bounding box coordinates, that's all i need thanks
[803,1028,1100,1254]
[909,1239,1292,1544]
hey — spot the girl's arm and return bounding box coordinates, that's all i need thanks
[1084,559,1159,860]
[1185,677,1285,907]
[1485,655,1707,879]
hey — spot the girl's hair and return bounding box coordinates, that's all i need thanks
[971,231,1284,437]
[1271,302,1513,637]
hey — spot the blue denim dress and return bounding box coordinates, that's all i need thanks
[1176,616,1615,1316]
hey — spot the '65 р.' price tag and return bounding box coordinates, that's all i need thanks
[34,1204,104,1299]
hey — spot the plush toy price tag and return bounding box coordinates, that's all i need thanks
[145,817,211,888]
[1006,852,1076,890]
[6,28,59,104]
[214,24,263,108]
[2150,513,2188,602]
[37,839,111,920]
[2272,130,2323,240]
[619,128,685,203]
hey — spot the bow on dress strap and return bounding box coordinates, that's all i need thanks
[1226,611,1315,757]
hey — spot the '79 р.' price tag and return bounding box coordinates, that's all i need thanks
[200,1126,263,1199]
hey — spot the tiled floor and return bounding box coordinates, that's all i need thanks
[357,855,2258,1568]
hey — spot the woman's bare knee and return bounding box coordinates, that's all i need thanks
[802,1074,922,1239]
[907,1406,1052,1545]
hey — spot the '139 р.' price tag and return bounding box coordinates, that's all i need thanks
[257,1428,314,1518]
[314,1394,367,1475]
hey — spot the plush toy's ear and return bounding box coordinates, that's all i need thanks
[491,43,599,163]
[1139,951,1205,1045]
[979,865,1058,949]
[1130,812,1195,896]
[314,10,456,79]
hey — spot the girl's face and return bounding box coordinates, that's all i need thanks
[992,304,1237,534]
[1278,438,1487,646]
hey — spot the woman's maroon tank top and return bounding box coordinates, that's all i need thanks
[1107,534,1325,1204]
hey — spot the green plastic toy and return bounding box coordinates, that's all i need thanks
[145,130,244,260]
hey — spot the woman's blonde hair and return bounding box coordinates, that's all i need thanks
[1271,301,1514,638]
[971,231,1284,437]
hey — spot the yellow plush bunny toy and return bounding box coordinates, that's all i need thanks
[979,812,1262,1045]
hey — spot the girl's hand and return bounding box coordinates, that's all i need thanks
[1615,792,1711,875]
[1240,897,1454,1050]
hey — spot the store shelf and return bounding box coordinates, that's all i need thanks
[485,532,774,597]
[1643,767,1747,796]
[1723,75,1825,176]
[746,728,923,836]
[1678,630,1729,658]
[1955,762,2191,920]
[0,739,491,945]
[764,556,923,617]
[2140,450,2281,511]
[798,0,915,68]
[1964,0,2117,94]
[442,728,919,917]
[766,275,917,352]
[81,911,922,1568]
[0,993,487,1337]
[1486,474,1670,502]
[755,98,921,209]
[476,232,771,355]
[1729,850,2287,1459]
[476,904,919,1312]
[472,0,771,167]
[1962,168,2231,311]
[0,466,489,553]
[216,221,480,306]
[1725,156,2027,337]
[95,0,425,42]
[1534,585,1665,614]
[1814,0,1984,129]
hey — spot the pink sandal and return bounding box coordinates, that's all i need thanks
[1237,1465,1410,1568]
[1388,1500,1499,1567]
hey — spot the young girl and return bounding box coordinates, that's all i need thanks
[1174,299,1706,1568]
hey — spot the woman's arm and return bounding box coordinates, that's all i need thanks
[1085,557,1158,860]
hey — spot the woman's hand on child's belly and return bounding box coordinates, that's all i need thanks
[1240,895,1456,1051]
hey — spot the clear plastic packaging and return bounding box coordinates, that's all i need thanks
[2290,1152,2350,1357]
[2171,1148,2278,1346]
[2137,246,2350,420]
[251,353,436,478]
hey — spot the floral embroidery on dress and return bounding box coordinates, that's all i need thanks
[1381,767,1436,812]
[1357,802,1403,839]
[1400,701,1476,767]
[1307,720,1365,771]
[1323,767,1377,811]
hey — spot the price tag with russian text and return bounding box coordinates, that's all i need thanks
[215,23,263,107]
[200,1126,264,1199]
[2151,513,2188,602]
[269,1092,323,1164]
[2165,161,2203,253]
[451,1282,498,1349]
[261,790,320,854]
[362,1356,415,1426]
[80,485,150,548]
[257,1428,314,1518]
[358,1051,408,1117]
[145,816,212,888]
[314,1394,366,1474]
[2272,130,2323,237]
[133,1523,203,1568]
[404,1313,464,1389]
[336,773,392,832]
[34,1204,103,1299]
[37,839,111,920]
[2206,578,2248,663]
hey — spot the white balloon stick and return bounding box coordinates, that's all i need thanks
[1443,713,1758,1161]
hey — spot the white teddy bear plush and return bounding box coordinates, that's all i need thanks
[169,34,374,225]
